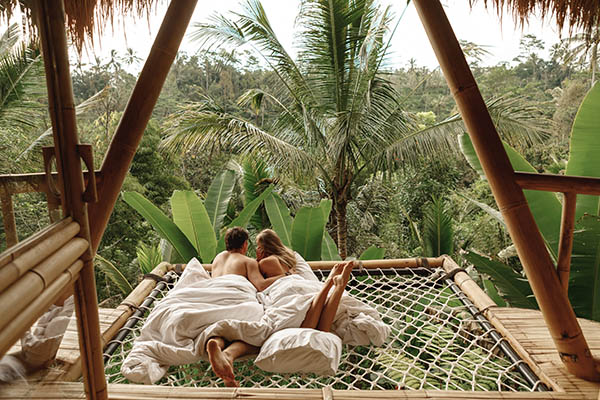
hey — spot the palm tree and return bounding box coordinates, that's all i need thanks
[563,17,600,86]
[162,0,547,258]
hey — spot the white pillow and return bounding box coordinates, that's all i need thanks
[293,252,319,281]
[254,328,342,375]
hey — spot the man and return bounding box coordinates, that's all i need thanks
[206,227,283,387]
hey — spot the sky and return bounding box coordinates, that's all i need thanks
[81,0,568,70]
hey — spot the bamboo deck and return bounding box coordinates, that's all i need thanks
[0,306,598,399]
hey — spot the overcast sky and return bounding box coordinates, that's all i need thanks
[81,0,567,70]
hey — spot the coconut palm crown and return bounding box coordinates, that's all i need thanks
[162,0,547,258]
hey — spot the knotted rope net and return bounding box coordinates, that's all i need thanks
[103,266,546,391]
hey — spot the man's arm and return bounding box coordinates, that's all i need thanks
[246,259,284,291]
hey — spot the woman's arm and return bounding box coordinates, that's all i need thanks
[246,259,284,291]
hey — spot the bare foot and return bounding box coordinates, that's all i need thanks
[207,339,238,387]
[333,260,354,287]
[325,262,345,283]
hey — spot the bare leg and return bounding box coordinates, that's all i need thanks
[316,260,354,332]
[207,337,259,387]
[300,262,346,329]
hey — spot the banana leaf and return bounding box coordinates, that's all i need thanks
[122,191,196,262]
[291,204,326,261]
[215,186,274,255]
[459,133,561,256]
[569,215,600,321]
[462,250,538,309]
[95,254,133,295]
[482,278,507,307]
[565,82,600,218]
[321,231,341,261]
[359,246,385,260]
[264,192,293,247]
[205,169,236,237]
[243,159,270,229]
[171,190,217,263]
[317,199,339,260]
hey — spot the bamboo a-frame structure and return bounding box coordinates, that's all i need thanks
[0,0,599,399]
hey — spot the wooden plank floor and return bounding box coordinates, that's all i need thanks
[1,307,599,399]
[491,307,600,399]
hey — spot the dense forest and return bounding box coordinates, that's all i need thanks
[0,3,597,317]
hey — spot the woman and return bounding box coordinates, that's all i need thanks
[255,229,352,332]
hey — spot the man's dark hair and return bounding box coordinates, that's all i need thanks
[225,227,249,251]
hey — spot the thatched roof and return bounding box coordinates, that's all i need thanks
[0,0,162,51]
[0,0,598,50]
[478,0,600,33]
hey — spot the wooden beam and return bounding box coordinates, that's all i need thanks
[413,0,600,382]
[0,189,17,247]
[35,1,107,399]
[515,172,600,195]
[557,192,577,294]
[88,0,198,253]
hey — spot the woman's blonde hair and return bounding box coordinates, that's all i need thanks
[256,229,297,270]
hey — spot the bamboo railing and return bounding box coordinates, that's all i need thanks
[414,0,600,382]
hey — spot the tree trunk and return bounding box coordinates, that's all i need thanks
[335,199,347,259]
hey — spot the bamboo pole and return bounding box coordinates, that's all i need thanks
[0,189,17,247]
[0,221,80,292]
[0,260,82,357]
[413,0,600,381]
[0,238,87,332]
[441,256,496,311]
[558,192,577,294]
[0,218,73,268]
[35,1,106,398]
[515,172,600,195]
[190,257,444,272]
[88,0,198,253]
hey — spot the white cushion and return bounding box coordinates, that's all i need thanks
[254,328,342,375]
[293,252,319,281]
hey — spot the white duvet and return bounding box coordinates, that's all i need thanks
[121,258,390,384]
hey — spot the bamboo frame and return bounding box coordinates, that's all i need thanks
[0,260,82,357]
[557,192,577,294]
[181,257,444,273]
[36,1,106,398]
[88,0,198,253]
[0,221,80,292]
[413,0,600,381]
[0,238,87,333]
[515,172,600,195]
[0,218,73,268]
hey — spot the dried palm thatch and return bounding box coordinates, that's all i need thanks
[0,0,163,52]
[476,0,600,33]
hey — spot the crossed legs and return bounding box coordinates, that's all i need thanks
[301,260,354,332]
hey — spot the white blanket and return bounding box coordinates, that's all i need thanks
[121,259,390,384]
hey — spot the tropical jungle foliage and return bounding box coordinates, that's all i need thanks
[0,1,597,310]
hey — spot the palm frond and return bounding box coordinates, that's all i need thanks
[162,100,317,177]
[16,85,112,161]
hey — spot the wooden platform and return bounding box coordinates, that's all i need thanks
[0,306,599,399]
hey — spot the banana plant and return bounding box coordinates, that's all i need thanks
[123,169,274,263]
[460,82,600,320]
[264,191,385,261]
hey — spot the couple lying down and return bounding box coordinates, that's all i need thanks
[121,227,390,386]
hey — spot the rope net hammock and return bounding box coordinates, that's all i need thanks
[103,266,548,392]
